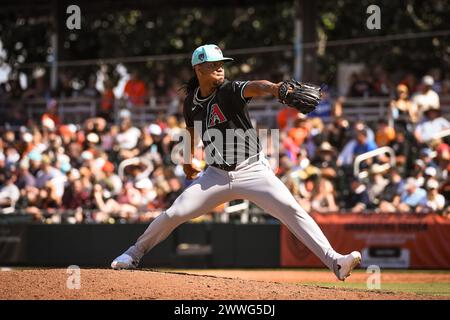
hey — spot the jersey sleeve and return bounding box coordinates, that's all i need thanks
[221,80,252,111]
[183,96,194,128]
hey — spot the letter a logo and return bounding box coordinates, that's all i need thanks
[208,104,227,127]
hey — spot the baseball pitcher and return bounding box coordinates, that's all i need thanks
[111,44,361,281]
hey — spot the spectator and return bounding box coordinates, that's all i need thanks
[349,71,374,97]
[414,106,450,144]
[375,119,395,147]
[115,118,141,159]
[379,168,404,213]
[411,159,427,188]
[431,139,450,183]
[101,125,119,152]
[311,142,337,178]
[388,84,417,130]
[99,161,123,196]
[416,179,446,213]
[4,146,20,169]
[92,183,138,222]
[80,75,100,99]
[41,99,61,130]
[99,79,116,121]
[35,155,65,198]
[277,106,299,131]
[0,171,20,212]
[398,178,427,213]
[123,71,148,107]
[135,177,157,211]
[347,179,371,212]
[165,176,183,206]
[62,179,91,210]
[412,75,440,121]
[337,122,375,167]
[419,148,438,169]
[389,130,409,174]
[37,180,60,210]
[367,164,389,208]
[325,117,349,151]
[311,177,338,213]
[373,69,394,96]
[354,129,378,157]
[16,160,36,189]
[288,116,309,147]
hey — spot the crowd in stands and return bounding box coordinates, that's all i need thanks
[0,67,449,223]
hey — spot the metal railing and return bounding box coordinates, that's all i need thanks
[353,146,396,179]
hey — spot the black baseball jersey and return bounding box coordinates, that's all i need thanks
[183,79,261,170]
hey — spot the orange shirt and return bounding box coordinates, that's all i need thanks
[375,127,395,146]
[288,127,308,146]
[277,107,299,130]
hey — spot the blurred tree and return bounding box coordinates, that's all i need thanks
[316,0,450,84]
[0,0,449,89]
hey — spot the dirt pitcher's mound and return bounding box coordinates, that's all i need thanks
[0,269,443,300]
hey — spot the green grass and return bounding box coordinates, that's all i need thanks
[301,281,450,297]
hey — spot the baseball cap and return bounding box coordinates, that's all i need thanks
[191,44,233,67]
[427,179,439,190]
[422,75,434,86]
[86,132,100,144]
[147,123,162,136]
[424,166,437,177]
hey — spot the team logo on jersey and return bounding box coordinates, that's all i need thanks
[208,104,227,127]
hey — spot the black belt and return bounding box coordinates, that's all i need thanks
[211,163,237,172]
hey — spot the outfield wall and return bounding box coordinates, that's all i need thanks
[0,213,449,269]
[282,213,450,269]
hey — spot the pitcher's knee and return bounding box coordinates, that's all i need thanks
[165,207,195,224]
[285,202,311,219]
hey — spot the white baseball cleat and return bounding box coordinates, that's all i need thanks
[333,251,362,281]
[111,253,139,270]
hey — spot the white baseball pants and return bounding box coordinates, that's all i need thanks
[124,154,342,270]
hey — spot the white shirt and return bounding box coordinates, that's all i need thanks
[412,90,440,118]
[426,194,445,211]
[116,127,141,150]
[36,167,66,197]
[0,184,20,204]
[415,117,450,142]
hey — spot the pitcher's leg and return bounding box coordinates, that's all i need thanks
[235,168,341,271]
[121,168,232,263]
